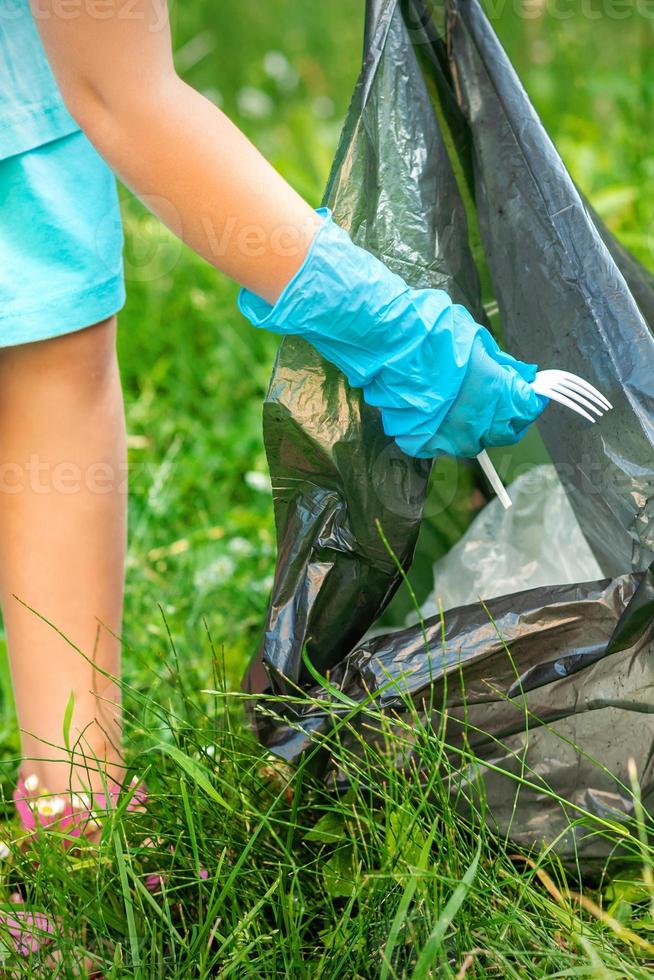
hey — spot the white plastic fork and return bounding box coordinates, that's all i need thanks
[531,369,613,420]
[476,370,613,510]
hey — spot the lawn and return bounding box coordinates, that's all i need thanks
[0,0,653,975]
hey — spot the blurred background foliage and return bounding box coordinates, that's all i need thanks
[114,1,654,695]
[166,0,652,257]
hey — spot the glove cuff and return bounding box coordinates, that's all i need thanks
[238,208,419,387]
[240,210,525,456]
[237,207,335,330]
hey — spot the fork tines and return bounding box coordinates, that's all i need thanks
[532,370,613,424]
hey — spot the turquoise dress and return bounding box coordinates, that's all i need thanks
[0,0,125,345]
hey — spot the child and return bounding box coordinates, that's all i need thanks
[0,0,544,835]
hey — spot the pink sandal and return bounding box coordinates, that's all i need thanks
[13,771,148,845]
[0,772,147,961]
[0,906,57,959]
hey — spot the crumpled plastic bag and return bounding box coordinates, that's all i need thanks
[418,464,602,615]
[258,561,654,872]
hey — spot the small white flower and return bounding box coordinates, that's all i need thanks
[190,288,208,310]
[245,471,271,493]
[23,774,39,793]
[0,841,10,860]
[263,50,290,80]
[194,555,236,590]
[252,574,275,594]
[263,50,299,92]
[201,86,223,108]
[237,87,273,120]
[71,793,91,811]
[312,95,335,119]
[36,795,66,818]
[228,536,254,558]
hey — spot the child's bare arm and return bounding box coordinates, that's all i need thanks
[30,0,320,304]
[29,0,545,461]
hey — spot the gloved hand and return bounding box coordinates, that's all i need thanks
[370,329,544,458]
[238,208,545,459]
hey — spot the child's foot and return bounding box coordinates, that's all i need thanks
[13,771,148,845]
[0,771,147,962]
[0,898,99,974]
[0,904,57,959]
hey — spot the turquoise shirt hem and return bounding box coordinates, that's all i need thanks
[0,102,80,161]
[0,273,126,348]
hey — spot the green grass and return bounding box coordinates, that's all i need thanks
[1,1,654,975]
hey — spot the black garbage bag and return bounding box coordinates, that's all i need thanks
[243,0,479,698]
[260,566,654,871]
[447,0,654,574]
[242,0,654,869]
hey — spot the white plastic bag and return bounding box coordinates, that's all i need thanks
[418,464,603,617]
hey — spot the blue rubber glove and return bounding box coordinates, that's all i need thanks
[238,208,545,459]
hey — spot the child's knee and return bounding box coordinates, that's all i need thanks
[58,316,119,390]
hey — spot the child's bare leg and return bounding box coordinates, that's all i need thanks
[0,316,126,797]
